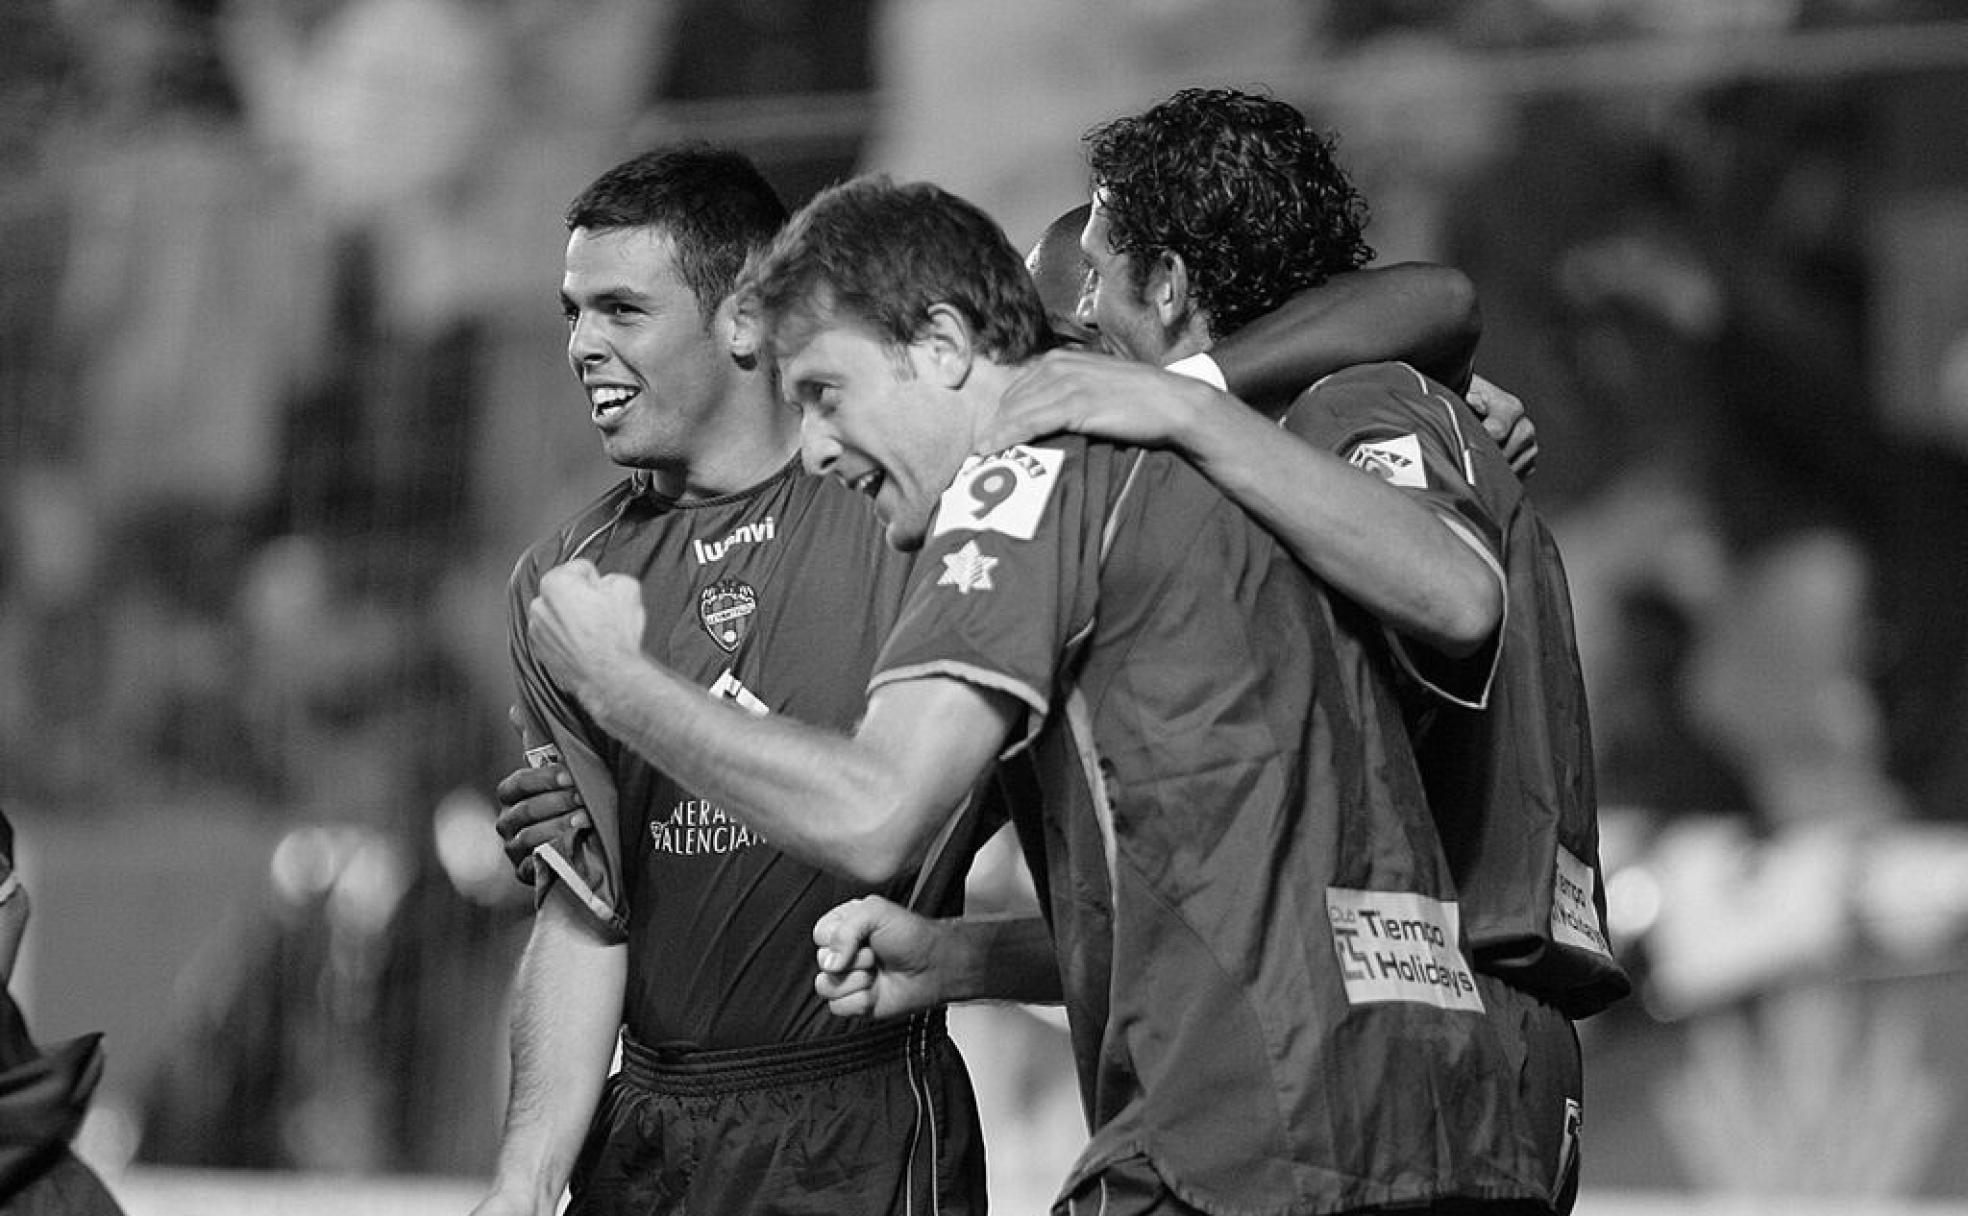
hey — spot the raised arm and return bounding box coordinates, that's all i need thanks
[1209,263,1479,406]
[526,560,1019,885]
[472,893,625,1216]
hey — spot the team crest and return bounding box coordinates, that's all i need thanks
[699,578,757,653]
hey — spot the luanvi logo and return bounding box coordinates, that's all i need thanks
[693,517,777,564]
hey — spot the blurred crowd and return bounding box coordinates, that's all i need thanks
[3,0,1968,1200]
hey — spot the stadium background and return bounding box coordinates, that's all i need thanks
[5,0,1968,1211]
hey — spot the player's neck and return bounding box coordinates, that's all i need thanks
[651,385,801,502]
[968,358,1026,451]
[1160,313,1213,366]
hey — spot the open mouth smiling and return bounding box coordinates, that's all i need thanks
[589,384,639,423]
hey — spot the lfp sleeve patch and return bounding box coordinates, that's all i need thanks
[933,445,1063,541]
[1346,433,1429,489]
[1326,887,1485,1012]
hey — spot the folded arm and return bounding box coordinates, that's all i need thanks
[527,560,1019,885]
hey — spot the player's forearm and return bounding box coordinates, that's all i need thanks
[1211,263,1480,410]
[1176,391,1501,656]
[938,914,1062,1005]
[487,895,624,1212]
[577,653,954,885]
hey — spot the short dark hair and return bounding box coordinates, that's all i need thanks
[1028,203,1093,323]
[1085,87,1374,339]
[565,143,789,316]
[743,174,1051,365]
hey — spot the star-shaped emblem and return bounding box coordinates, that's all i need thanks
[937,541,998,595]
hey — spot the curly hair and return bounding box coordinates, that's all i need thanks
[743,175,1051,366]
[564,143,789,319]
[1085,87,1374,339]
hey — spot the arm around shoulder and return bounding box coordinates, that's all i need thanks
[1211,262,1480,410]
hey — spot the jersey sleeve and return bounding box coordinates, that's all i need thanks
[869,440,1103,758]
[1283,361,1505,709]
[507,542,629,941]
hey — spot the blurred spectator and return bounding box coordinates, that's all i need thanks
[136,807,528,1173]
[0,808,124,1214]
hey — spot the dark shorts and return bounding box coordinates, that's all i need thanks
[568,1011,986,1216]
[1475,972,1583,1216]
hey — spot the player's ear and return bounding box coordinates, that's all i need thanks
[918,302,975,387]
[723,288,763,368]
[1150,251,1190,328]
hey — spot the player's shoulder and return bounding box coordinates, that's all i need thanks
[509,477,641,590]
[974,433,1165,502]
[923,435,1154,552]
[1304,359,1442,401]
[1293,360,1476,436]
[987,432,1147,480]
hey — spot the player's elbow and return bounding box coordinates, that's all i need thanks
[1388,262,1481,392]
[827,795,940,886]
[1437,268,1482,351]
[1429,567,1504,659]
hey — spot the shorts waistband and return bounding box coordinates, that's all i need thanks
[618,1010,947,1097]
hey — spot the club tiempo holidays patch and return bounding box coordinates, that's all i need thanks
[1326,887,1484,1012]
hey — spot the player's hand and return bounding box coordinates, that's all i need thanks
[494,763,588,882]
[495,705,588,884]
[1466,374,1539,479]
[528,560,647,704]
[813,896,949,1020]
[981,350,1216,454]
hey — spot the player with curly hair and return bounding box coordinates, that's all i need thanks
[1070,84,1627,1025]
[1085,86,1375,340]
[813,86,1622,1215]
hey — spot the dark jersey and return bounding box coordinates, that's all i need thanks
[1287,362,1630,1017]
[509,460,991,1050]
[872,438,1557,1214]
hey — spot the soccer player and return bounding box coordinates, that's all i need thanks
[520,173,1568,1215]
[818,89,1623,1215]
[476,143,1490,1216]
[471,145,997,1216]
[1016,87,1629,1021]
